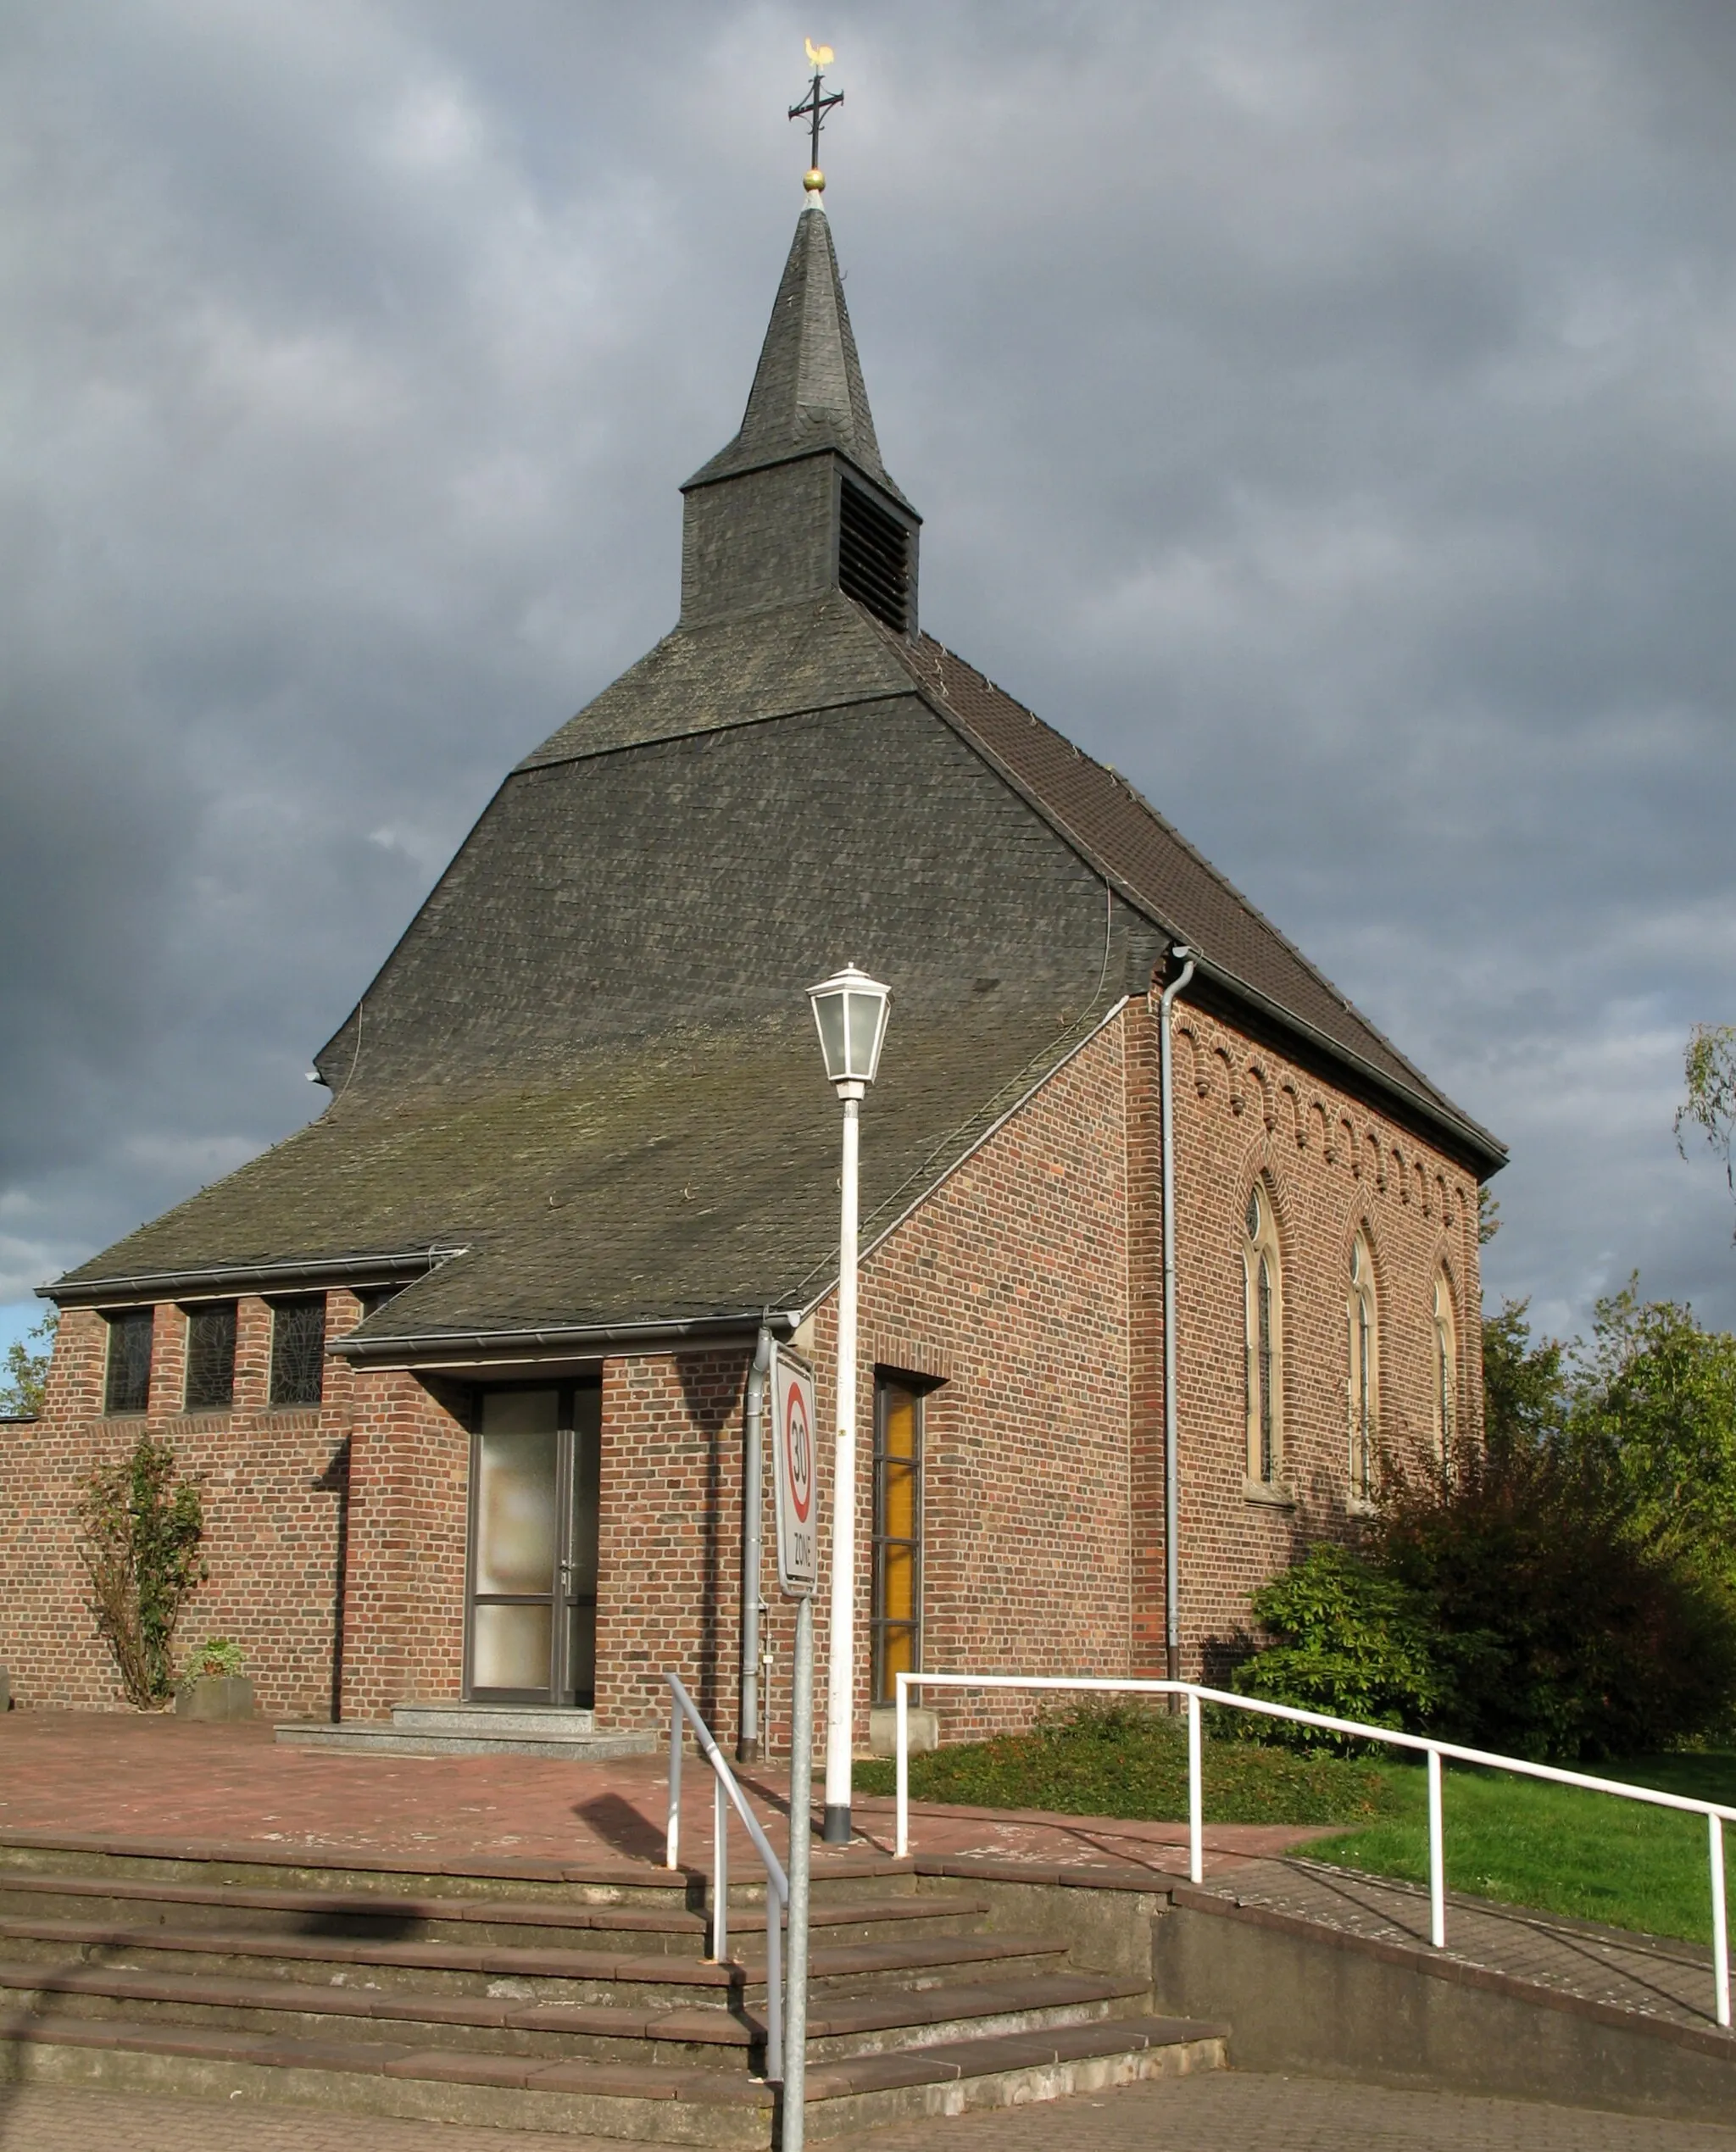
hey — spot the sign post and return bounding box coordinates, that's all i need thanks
[771,1346,817,2145]
[772,1348,818,1597]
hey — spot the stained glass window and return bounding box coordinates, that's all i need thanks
[104,1309,154,1415]
[269,1297,326,1409]
[183,1301,236,1412]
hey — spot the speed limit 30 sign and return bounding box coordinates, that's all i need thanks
[771,1345,818,1597]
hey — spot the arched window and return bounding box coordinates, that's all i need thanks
[1244,1183,1283,1485]
[1348,1232,1378,1503]
[1433,1269,1457,1474]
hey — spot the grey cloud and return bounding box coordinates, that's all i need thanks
[1,0,1732,1347]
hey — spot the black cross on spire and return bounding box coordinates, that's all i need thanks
[789,42,843,178]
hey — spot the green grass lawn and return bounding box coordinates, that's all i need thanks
[853,1704,1403,1827]
[1313,1749,1736,1946]
[853,1704,1736,1945]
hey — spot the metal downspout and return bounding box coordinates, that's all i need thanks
[1157,946,1196,1686]
[738,1324,772,1763]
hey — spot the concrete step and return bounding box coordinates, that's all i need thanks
[0,1910,1067,2007]
[0,1914,741,2005]
[798,2014,1228,2129]
[741,1932,1071,1998]
[0,1830,921,1914]
[801,1970,1151,2057]
[0,2005,1227,2144]
[0,1832,698,1906]
[0,1956,1145,2066]
[0,1963,754,2068]
[0,1871,982,1950]
[721,1896,991,1946]
[0,1874,711,1950]
[0,2010,777,2145]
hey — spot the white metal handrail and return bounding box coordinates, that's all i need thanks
[665,1672,788,2079]
[894,1671,1736,2031]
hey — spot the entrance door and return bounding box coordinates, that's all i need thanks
[466,1383,600,1706]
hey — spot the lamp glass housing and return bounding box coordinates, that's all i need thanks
[808,965,892,1088]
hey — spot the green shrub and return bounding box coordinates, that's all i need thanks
[75,1435,206,1710]
[181,1637,245,1683]
[1228,1545,1445,1743]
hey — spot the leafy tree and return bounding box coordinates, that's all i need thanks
[1678,1022,1736,1215]
[1481,1298,1570,1460]
[1572,1281,1736,1587]
[1,1310,55,1418]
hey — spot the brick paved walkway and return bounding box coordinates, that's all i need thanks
[0,1713,1319,1876]
[1189,1855,1729,2035]
[0,2072,1732,2151]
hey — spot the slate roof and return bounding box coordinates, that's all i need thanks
[682,203,911,509]
[893,636,1496,1150]
[515,597,1499,1163]
[47,197,1500,1343]
[53,680,1162,1332]
[53,996,1127,1343]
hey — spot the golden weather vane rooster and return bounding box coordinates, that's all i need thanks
[790,40,842,196]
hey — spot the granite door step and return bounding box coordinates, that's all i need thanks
[275,1704,657,1760]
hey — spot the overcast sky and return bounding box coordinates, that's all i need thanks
[3,0,1734,1360]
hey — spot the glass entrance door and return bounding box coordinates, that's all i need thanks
[466,1383,600,1706]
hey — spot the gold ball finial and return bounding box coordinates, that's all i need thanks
[804,166,826,195]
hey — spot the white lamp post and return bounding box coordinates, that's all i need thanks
[807,964,892,1844]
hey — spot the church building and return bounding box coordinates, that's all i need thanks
[8,171,1504,1751]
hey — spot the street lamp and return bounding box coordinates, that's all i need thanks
[807,964,892,1843]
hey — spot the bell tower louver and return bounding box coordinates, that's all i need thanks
[680,199,920,634]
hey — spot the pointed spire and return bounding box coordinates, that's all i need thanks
[684,205,909,505]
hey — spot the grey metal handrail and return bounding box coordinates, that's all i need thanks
[664,1671,788,2079]
[896,1671,1734,2031]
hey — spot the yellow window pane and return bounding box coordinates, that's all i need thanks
[882,1625,916,1682]
[882,1543,915,1624]
[882,1457,917,1541]
[882,1387,917,1460]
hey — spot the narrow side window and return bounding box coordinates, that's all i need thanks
[269,1297,326,1409]
[103,1309,154,1416]
[1348,1232,1379,1502]
[1433,1270,1457,1475]
[871,1375,924,1704]
[183,1301,238,1412]
[1244,1185,1283,1483]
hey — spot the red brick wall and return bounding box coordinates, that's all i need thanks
[0,1294,356,1720]
[1162,995,1484,1677]
[335,1357,470,1721]
[593,1348,751,1735]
